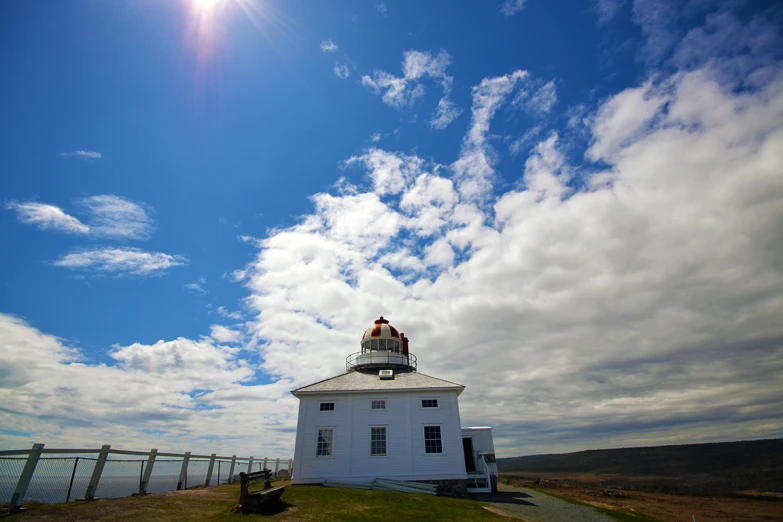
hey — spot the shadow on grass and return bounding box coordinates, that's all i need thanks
[240,499,295,516]
[471,491,537,507]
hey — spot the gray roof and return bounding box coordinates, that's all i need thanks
[292,370,465,396]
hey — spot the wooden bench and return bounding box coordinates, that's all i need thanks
[239,469,285,514]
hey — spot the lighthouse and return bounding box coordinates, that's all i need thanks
[290,317,498,496]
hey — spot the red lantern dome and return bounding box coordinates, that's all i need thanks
[361,316,400,342]
[347,316,415,372]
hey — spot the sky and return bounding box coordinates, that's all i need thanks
[1,0,782,459]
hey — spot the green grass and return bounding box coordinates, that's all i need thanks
[536,489,663,522]
[282,484,505,521]
[3,482,508,521]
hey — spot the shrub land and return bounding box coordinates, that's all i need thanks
[497,438,783,498]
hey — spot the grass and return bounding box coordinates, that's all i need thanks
[2,481,508,521]
[536,489,663,522]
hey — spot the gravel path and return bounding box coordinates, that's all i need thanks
[473,484,616,522]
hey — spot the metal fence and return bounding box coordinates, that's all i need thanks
[0,443,293,512]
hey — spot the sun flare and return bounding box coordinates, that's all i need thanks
[192,0,223,10]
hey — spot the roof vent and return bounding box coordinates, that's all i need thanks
[379,369,394,380]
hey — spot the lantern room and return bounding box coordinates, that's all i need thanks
[346,316,417,371]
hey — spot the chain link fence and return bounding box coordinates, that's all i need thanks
[0,457,97,504]
[2,448,292,509]
[95,459,145,499]
[0,457,26,504]
[147,458,183,494]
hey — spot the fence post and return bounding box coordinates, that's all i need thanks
[247,456,254,474]
[66,456,80,503]
[9,442,44,512]
[139,449,157,495]
[204,453,216,487]
[227,455,236,484]
[288,459,293,477]
[263,457,268,471]
[274,458,280,476]
[217,460,221,485]
[84,444,111,501]
[177,452,191,490]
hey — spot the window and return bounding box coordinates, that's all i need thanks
[371,400,386,410]
[317,428,334,457]
[320,402,335,411]
[371,339,379,351]
[424,425,442,454]
[371,427,386,456]
[421,399,439,408]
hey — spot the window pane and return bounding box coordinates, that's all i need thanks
[371,400,386,410]
[371,427,386,456]
[371,339,378,351]
[317,428,333,456]
[424,425,442,454]
[320,402,335,411]
[422,399,438,408]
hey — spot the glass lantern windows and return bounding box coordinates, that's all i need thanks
[362,338,402,352]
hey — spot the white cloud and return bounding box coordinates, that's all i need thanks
[595,0,623,25]
[500,0,526,17]
[209,324,242,344]
[512,78,558,116]
[362,49,461,129]
[333,63,351,80]
[376,2,387,16]
[59,150,102,160]
[5,201,89,235]
[238,50,783,456]
[320,40,338,53]
[79,195,154,240]
[217,306,243,320]
[185,282,208,295]
[53,247,187,276]
[6,195,154,240]
[430,97,463,129]
[452,69,528,201]
[509,126,542,157]
[0,313,294,456]
[587,81,667,162]
[345,148,424,196]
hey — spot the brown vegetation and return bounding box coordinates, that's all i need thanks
[502,474,783,522]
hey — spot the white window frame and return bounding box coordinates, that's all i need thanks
[370,425,387,457]
[420,398,440,409]
[370,398,387,411]
[316,427,335,458]
[319,401,336,412]
[423,424,443,455]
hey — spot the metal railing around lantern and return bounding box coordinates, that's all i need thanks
[346,351,417,371]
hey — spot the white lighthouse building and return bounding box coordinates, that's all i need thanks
[290,317,498,496]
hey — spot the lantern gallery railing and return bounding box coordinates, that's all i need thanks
[346,351,417,371]
[0,444,293,513]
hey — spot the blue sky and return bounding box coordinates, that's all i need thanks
[1,0,782,458]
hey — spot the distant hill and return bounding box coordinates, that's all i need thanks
[497,439,783,496]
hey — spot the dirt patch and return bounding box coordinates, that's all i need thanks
[502,475,783,522]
